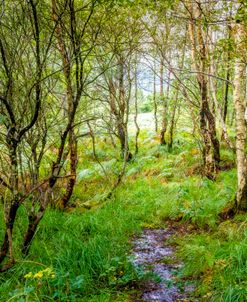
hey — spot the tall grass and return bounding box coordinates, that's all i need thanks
[0,133,244,301]
[0,175,166,301]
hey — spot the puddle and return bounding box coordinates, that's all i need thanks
[131,229,194,302]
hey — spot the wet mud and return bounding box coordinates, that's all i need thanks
[131,229,194,302]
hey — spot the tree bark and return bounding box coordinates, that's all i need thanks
[187,0,220,179]
[223,25,232,124]
[153,60,158,133]
[160,60,169,145]
[168,88,179,151]
[134,62,140,155]
[61,131,77,208]
[233,21,247,211]
[52,0,78,208]
[109,59,132,161]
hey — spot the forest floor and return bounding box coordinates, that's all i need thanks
[130,228,195,302]
[0,131,247,302]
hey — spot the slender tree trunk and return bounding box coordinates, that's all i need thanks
[134,63,140,155]
[22,205,45,255]
[168,88,179,151]
[233,21,247,211]
[118,58,132,160]
[223,65,230,124]
[109,75,131,161]
[160,60,169,145]
[52,0,77,208]
[223,25,232,124]
[187,1,220,179]
[168,37,186,151]
[61,131,77,208]
[221,25,232,141]
[0,199,19,265]
[0,142,19,266]
[210,65,234,150]
[108,114,117,149]
[200,84,215,178]
[153,60,158,133]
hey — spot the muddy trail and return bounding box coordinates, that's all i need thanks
[131,228,195,302]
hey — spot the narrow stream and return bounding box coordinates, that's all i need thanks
[132,229,193,302]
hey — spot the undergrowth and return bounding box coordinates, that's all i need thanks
[177,217,247,302]
[0,132,245,302]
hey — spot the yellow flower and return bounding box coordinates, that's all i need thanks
[43,267,55,278]
[24,267,55,280]
[24,272,33,279]
[33,271,44,279]
[43,268,52,273]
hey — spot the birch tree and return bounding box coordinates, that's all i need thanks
[233,4,247,211]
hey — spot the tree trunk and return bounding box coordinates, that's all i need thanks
[108,58,132,161]
[52,0,78,208]
[0,141,19,266]
[200,93,215,179]
[0,199,19,264]
[61,131,77,208]
[168,38,186,151]
[187,1,220,178]
[160,60,169,145]
[223,25,232,124]
[221,25,232,141]
[22,206,45,255]
[153,60,158,133]
[134,63,140,155]
[233,21,247,211]
[168,88,179,151]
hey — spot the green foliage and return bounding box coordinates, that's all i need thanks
[139,100,153,113]
[177,220,247,301]
[0,133,244,301]
[0,173,164,301]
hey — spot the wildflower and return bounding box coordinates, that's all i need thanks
[24,272,33,279]
[24,267,55,280]
[43,268,51,272]
[33,271,44,279]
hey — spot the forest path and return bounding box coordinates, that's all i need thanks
[131,228,194,302]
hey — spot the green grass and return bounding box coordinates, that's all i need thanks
[0,133,246,302]
[0,176,166,301]
[177,218,247,302]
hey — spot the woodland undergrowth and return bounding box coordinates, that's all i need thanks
[0,133,246,302]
